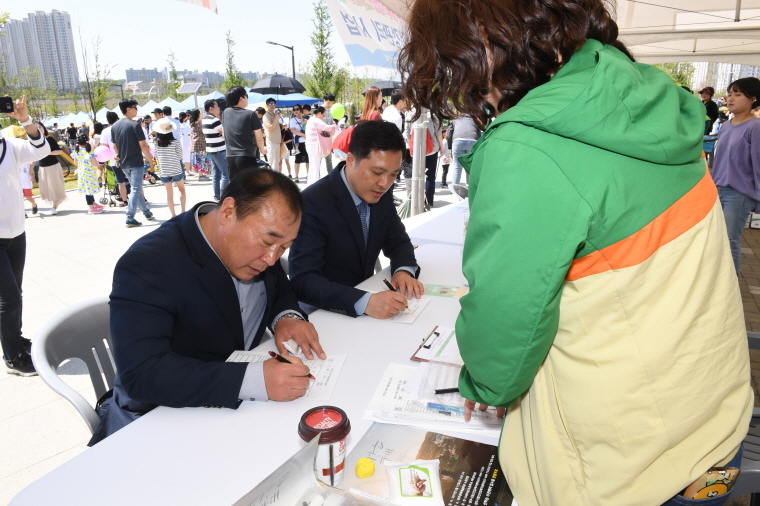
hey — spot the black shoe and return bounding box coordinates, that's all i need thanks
[5,349,37,377]
[32,206,38,214]
[441,183,449,189]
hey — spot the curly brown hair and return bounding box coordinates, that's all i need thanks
[398,0,633,123]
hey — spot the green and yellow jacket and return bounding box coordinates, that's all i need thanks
[457,39,752,506]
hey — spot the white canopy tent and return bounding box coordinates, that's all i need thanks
[374,0,760,65]
[615,0,760,65]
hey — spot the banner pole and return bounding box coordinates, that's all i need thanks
[411,109,427,216]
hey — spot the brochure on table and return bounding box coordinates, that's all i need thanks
[339,423,514,506]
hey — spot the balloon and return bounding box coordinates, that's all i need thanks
[94,145,114,163]
[331,103,345,120]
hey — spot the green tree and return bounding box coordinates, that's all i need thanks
[69,89,80,113]
[46,78,61,117]
[304,0,345,99]
[16,68,45,119]
[79,35,113,121]
[337,67,377,125]
[0,12,9,90]
[655,62,695,88]
[223,31,245,89]
[167,51,181,100]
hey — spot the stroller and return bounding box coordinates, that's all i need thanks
[703,134,718,169]
[143,161,161,184]
[99,164,130,207]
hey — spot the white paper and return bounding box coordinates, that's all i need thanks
[413,326,463,365]
[226,351,346,401]
[364,363,502,436]
[388,297,431,324]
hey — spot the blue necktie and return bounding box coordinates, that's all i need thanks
[358,201,368,247]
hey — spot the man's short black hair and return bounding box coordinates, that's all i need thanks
[255,107,266,115]
[303,104,312,112]
[266,98,276,105]
[348,120,406,164]
[323,92,335,101]
[106,111,119,125]
[119,98,138,114]
[226,85,248,107]
[204,99,217,112]
[144,114,152,121]
[53,123,58,126]
[219,167,303,221]
[390,89,404,106]
[162,106,172,116]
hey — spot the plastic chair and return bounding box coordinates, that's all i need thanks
[732,331,760,504]
[30,296,115,434]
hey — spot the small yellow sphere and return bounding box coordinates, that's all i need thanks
[355,457,375,479]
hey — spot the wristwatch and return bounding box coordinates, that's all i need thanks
[273,312,305,332]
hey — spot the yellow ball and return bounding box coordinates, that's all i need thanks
[355,457,375,479]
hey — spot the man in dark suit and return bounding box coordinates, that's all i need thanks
[289,121,423,319]
[90,168,324,445]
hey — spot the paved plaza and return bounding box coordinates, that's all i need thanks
[0,171,757,505]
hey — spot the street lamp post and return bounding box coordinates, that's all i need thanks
[109,83,124,99]
[266,41,295,80]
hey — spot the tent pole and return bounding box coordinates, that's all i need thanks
[735,0,742,22]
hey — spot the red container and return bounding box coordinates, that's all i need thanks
[298,406,351,486]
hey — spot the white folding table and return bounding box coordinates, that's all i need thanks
[11,201,497,506]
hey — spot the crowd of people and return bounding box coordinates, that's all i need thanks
[5,0,760,503]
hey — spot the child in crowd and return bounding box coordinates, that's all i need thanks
[72,133,104,214]
[152,118,187,217]
[19,162,37,216]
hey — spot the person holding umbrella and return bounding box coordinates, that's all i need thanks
[262,98,283,173]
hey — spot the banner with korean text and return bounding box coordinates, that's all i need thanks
[325,0,405,69]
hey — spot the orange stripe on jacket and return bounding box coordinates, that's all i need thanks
[566,171,717,281]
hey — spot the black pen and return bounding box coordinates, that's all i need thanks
[383,278,410,311]
[435,387,460,395]
[268,351,316,380]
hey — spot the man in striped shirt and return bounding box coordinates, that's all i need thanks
[203,99,229,201]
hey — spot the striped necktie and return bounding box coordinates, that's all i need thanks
[358,201,369,247]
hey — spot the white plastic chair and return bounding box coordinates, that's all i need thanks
[30,296,115,434]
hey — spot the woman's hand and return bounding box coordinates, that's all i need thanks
[463,398,506,422]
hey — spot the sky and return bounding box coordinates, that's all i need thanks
[7,0,358,82]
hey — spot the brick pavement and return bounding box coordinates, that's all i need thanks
[740,227,760,410]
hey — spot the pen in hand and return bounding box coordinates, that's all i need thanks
[383,278,410,311]
[268,351,316,380]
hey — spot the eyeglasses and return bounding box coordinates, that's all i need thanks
[293,108,301,111]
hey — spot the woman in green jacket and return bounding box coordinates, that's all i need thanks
[400,1,752,505]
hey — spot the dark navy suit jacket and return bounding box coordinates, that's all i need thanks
[288,164,419,317]
[89,202,302,444]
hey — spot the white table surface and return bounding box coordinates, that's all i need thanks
[11,201,493,506]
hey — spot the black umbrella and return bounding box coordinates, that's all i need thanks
[250,74,305,95]
[362,80,402,96]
